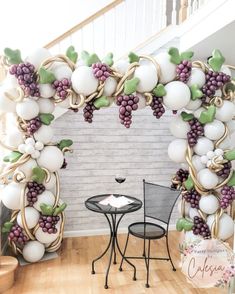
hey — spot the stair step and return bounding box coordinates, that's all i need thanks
[0,256,18,292]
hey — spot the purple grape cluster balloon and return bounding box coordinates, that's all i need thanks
[83,101,98,123]
[52,78,71,100]
[183,189,201,209]
[26,116,42,135]
[9,63,40,97]
[8,224,28,246]
[26,181,45,206]
[116,94,139,128]
[39,215,60,234]
[171,168,189,189]
[176,60,192,83]
[193,216,211,239]
[187,118,204,147]
[202,70,230,97]
[217,161,232,178]
[220,185,235,209]
[150,96,165,119]
[92,62,110,81]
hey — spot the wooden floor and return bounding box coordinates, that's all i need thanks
[4,231,227,294]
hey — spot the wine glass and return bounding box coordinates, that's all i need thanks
[115,171,126,184]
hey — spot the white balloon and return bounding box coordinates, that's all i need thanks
[31,150,40,159]
[35,141,44,151]
[103,77,117,96]
[215,101,235,122]
[53,63,72,80]
[34,125,54,144]
[163,81,191,110]
[193,137,214,156]
[2,182,25,210]
[0,87,17,112]
[71,66,98,96]
[168,139,187,163]
[177,200,190,216]
[6,129,24,148]
[134,65,158,93]
[43,173,56,190]
[35,227,59,244]
[16,99,39,120]
[192,155,205,171]
[39,84,56,98]
[25,138,35,146]
[154,52,176,84]
[199,195,219,214]
[37,146,64,172]
[169,116,190,138]
[26,48,51,69]
[197,168,219,189]
[15,159,37,180]
[227,121,235,134]
[37,98,55,113]
[137,93,146,109]
[18,144,25,155]
[113,59,129,75]
[204,120,225,141]
[25,144,35,155]
[189,208,200,219]
[17,207,40,229]
[207,213,234,240]
[23,241,45,263]
[187,68,206,88]
[194,107,204,119]
[33,190,55,211]
[185,99,202,111]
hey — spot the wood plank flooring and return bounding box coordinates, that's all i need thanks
[4,231,227,294]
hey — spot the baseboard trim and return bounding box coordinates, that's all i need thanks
[64,224,176,238]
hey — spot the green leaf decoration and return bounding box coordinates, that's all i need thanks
[181,111,194,122]
[81,50,89,61]
[176,218,185,231]
[2,221,14,233]
[58,139,73,151]
[208,49,225,72]
[124,77,140,95]
[190,84,203,101]
[180,51,194,61]
[102,52,114,66]
[228,171,235,187]
[31,166,46,184]
[94,96,110,109]
[86,53,101,67]
[4,48,23,64]
[38,67,56,84]
[183,219,194,231]
[53,203,67,216]
[168,47,181,65]
[199,105,216,124]
[40,203,54,216]
[225,149,235,161]
[184,175,194,190]
[152,84,166,97]
[3,151,23,163]
[66,46,78,63]
[39,113,54,125]
[128,52,140,63]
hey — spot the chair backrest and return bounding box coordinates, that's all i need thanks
[143,180,180,226]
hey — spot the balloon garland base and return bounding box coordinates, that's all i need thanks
[0,256,18,292]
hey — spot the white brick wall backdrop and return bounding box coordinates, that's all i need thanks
[53,105,180,235]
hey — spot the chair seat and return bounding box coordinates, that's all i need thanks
[128,222,166,240]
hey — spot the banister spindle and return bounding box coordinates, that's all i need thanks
[171,0,177,25]
[179,0,189,23]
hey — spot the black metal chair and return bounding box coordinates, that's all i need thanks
[119,180,180,288]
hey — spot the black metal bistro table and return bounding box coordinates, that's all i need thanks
[85,194,142,289]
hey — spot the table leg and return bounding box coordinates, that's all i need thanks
[113,214,117,265]
[91,214,112,274]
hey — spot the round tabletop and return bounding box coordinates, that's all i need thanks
[85,194,142,215]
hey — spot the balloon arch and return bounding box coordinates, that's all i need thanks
[0,46,235,275]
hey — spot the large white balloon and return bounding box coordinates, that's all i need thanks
[163,81,191,110]
[192,155,205,171]
[197,168,219,189]
[16,99,39,120]
[187,68,206,88]
[26,48,51,69]
[6,128,24,148]
[39,84,56,99]
[215,101,235,122]
[1,182,25,210]
[169,116,190,138]
[33,190,55,211]
[193,137,214,156]
[37,98,55,113]
[185,99,202,111]
[34,125,54,144]
[53,63,73,80]
[207,213,234,240]
[199,195,219,214]
[37,146,64,172]
[168,139,187,163]
[0,89,16,112]
[154,52,176,84]
[17,207,40,229]
[103,77,117,96]
[204,120,225,140]
[23,241,45,263]
[71,66,98,96]
[134,65,158,93]
[15,158,37,180]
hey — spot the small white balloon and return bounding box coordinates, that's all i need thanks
[214,148,224,156]
[204,119,225,140]
[134,65,158,93]
[187,68,206,88]
[215,101,235,122]
[37,98,55,113]
[189,208,200,219]
[163,81,191,110]
[113,59,129,75]
[192,155,205,171]
[2,182,25,210]
[169,116,190,139]
[31,150,40,159]
[35,227,59,244]
[6,129,24,148]
[17,207,40,229]
[43,173,56,190]
[154,52,176,84]
[39,84,56,98]
[18,144,26,153]
[15,159,37,180]
[207,213,234,240]
[103,77,117,96]
[193,137,214,156]
[37,146,64,172]
[53,63,72,80]
[33,190,55,211]
[185,99,202,111]
[199,195,219,214]
[200,155,208,164]
[23,241,45,263]
[25,144,35,155]
[25,138,35,146]
[71,66,98,96]
[206,150,215,159]
[34,125,54,144]
[35,141,44,151]
[168,139,187,163]
[26,48,51,69]
[197,168,219,189]
[16,99,39,120]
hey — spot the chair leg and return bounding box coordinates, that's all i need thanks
[142,238,146,257]
[145,239,151,288]
[119,232,130,272]
[166,234,176,271]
